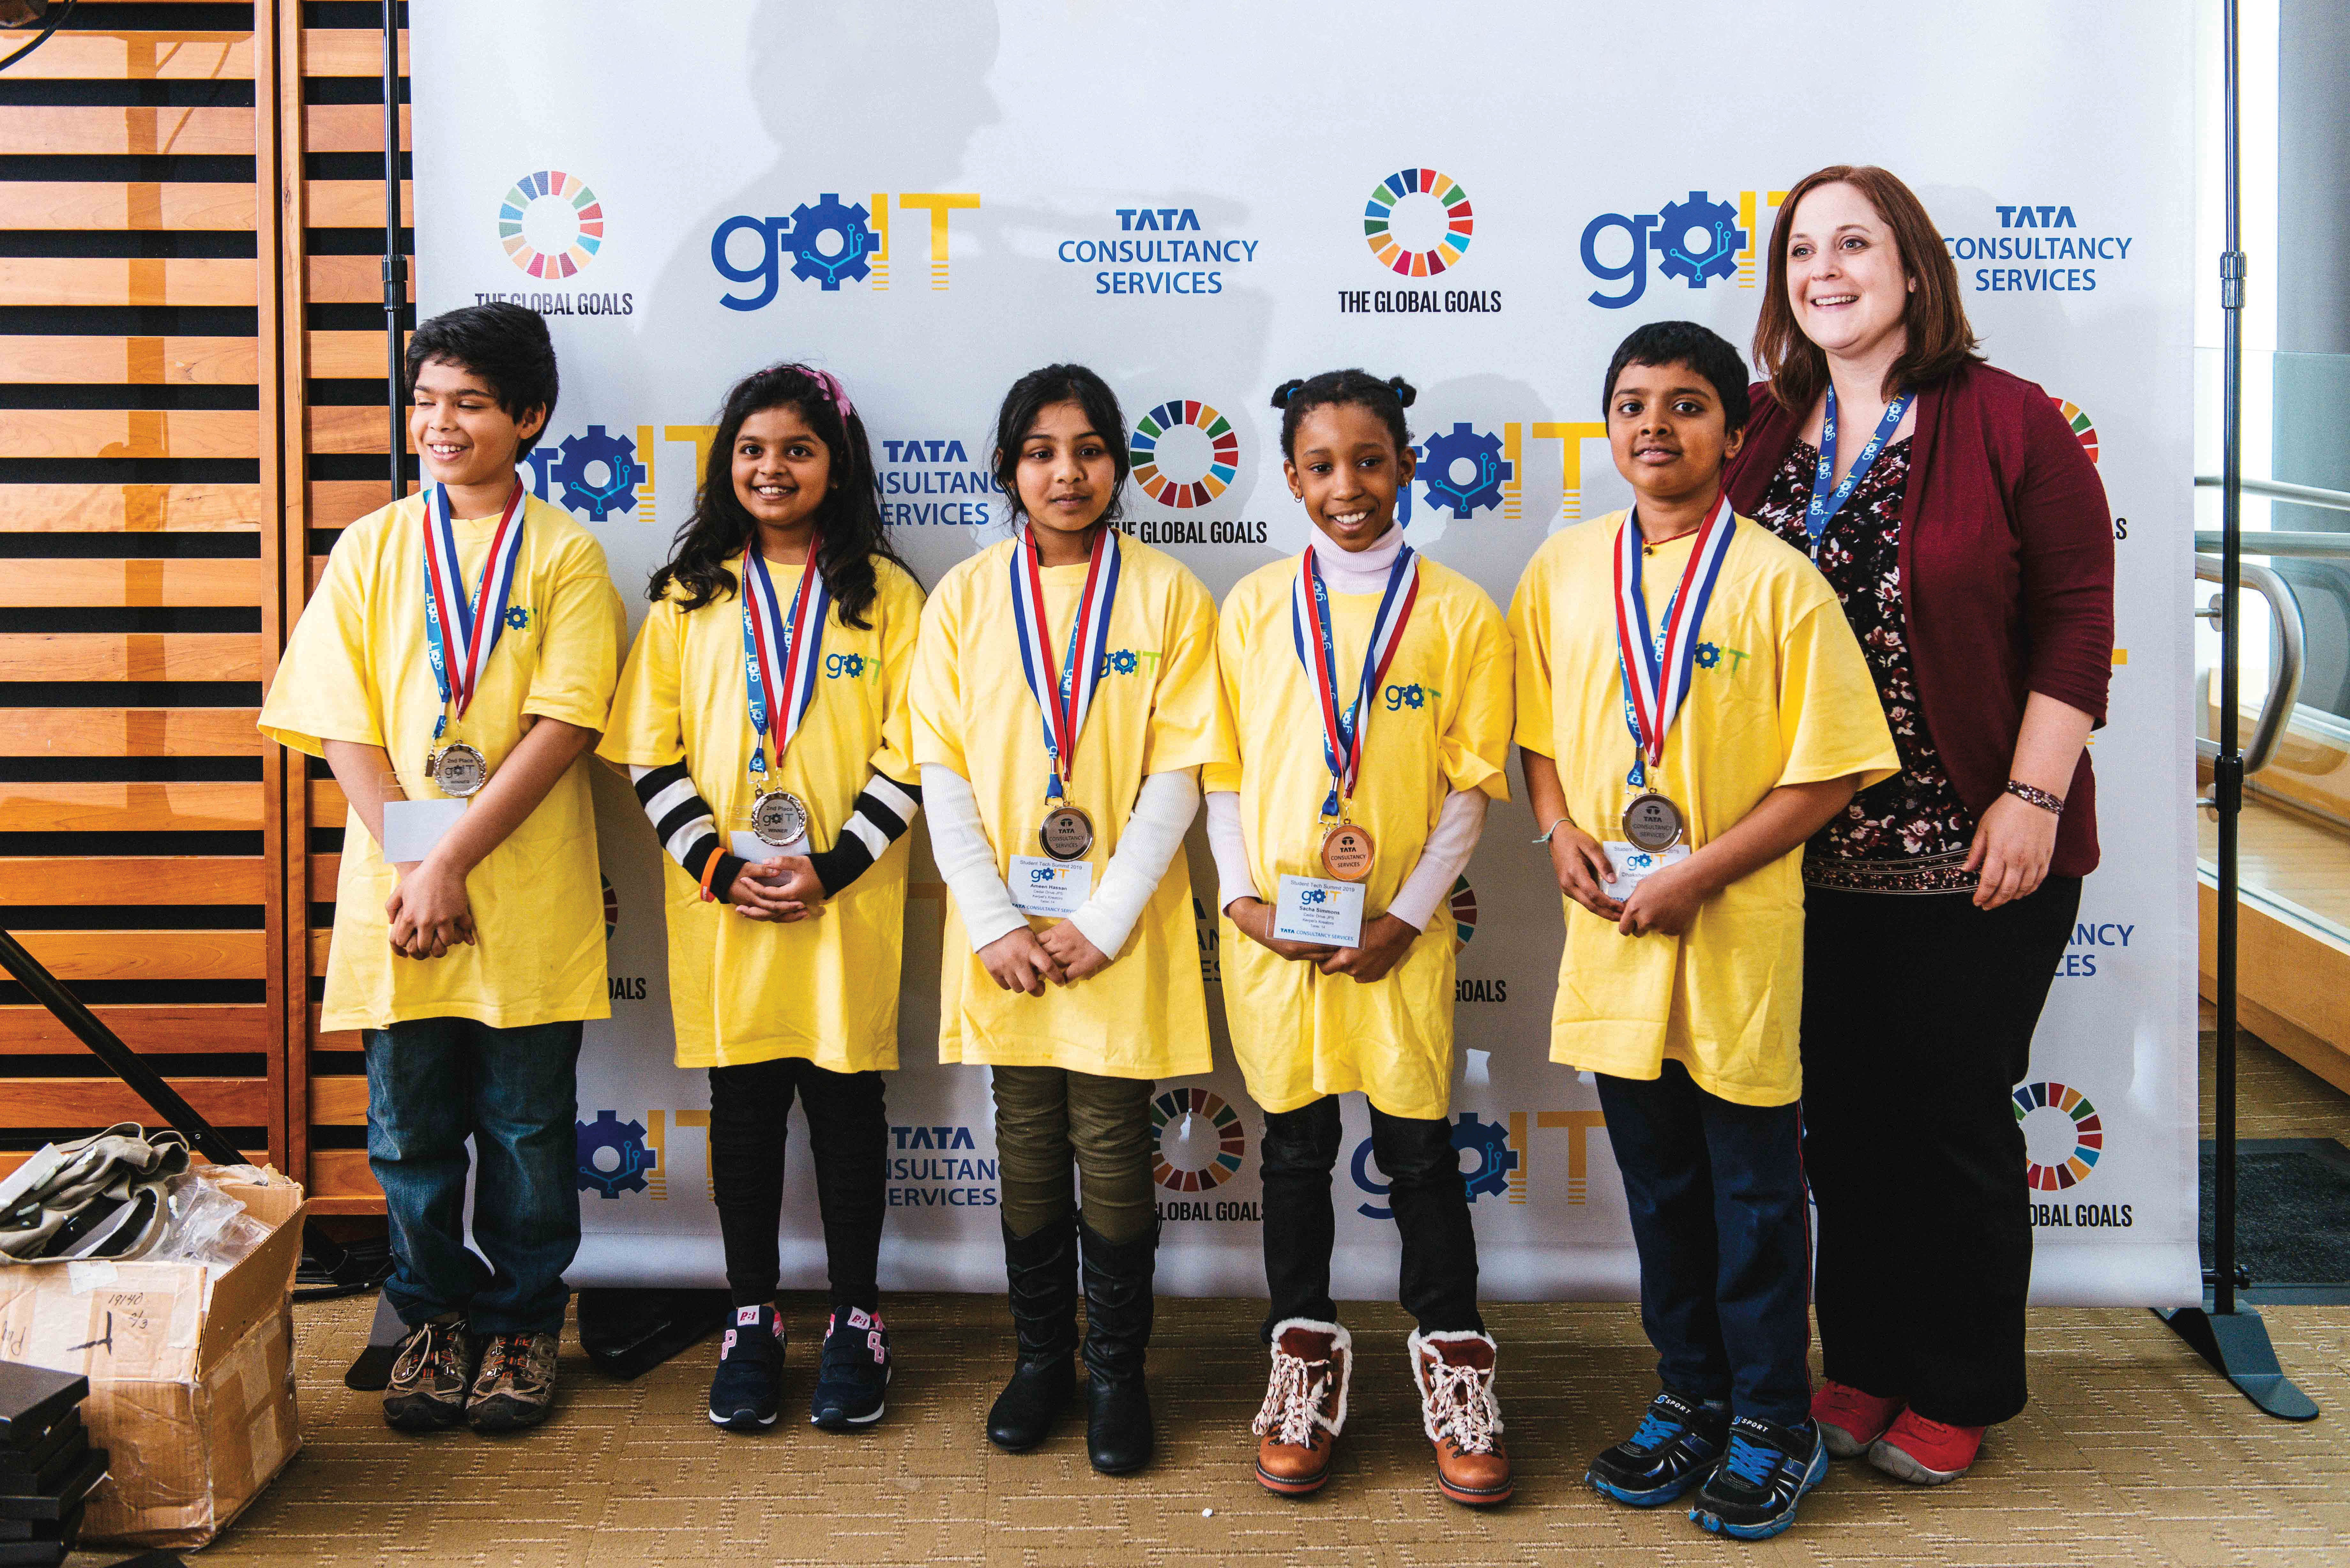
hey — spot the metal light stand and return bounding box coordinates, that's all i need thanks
[2155,0,2318,1422]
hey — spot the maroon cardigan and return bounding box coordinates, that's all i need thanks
[1724,360,2115,878]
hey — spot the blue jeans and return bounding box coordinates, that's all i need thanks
[1596,1060,1811,1429]
[365,1017,583,1336]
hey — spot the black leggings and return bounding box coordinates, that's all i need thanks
[1801,878,2080,1426]
[708,1057,886,1312]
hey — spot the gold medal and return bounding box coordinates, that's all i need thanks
[750,788,809,847]
[1039,804,1095,862]
[1319,821,1376,882]
[1622,792,1685,853]
[426,742,488,799]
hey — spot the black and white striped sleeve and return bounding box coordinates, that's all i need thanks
[629,761,746,899]
[807,771,922,896]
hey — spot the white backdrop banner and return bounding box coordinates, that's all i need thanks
[411,0,2200,1306]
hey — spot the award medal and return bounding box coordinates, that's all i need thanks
[1803,386,1913,559]
[1291,538,1419,884]
[1009,525,1121,862]
[1614,494,1735,847]
[418,478,528,797]
[740,539,830,847]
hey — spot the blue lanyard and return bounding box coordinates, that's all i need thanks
[1804,386,1912,558]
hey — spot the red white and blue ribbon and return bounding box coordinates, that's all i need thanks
[1290,541,1420,819]
[740,541,830,780]
[419,479,527,741]
[1804,386,1913,558]
[1614,494,1735,789]
[1009,526,1121,801]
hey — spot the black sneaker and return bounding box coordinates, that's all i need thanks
[382,1315,477,1431]
[1689,1414,1829,1541]
[809,1306,891,1431]
[707,1305,784,1432]
[1587,1390,1729,1507]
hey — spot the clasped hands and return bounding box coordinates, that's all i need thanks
[1225,897,1418,984]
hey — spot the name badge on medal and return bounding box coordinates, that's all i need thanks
[1273,872,1364,947]
[1008,855,1091,917]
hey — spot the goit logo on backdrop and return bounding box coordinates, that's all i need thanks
[1338,166,1501,316]
[712,192,981,307]
[1351,1109,1616,1211]
[1579,186,1786,309]
[476,168,635,317]
[1116,396,1268,548]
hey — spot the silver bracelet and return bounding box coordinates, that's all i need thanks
[1532,816,1574,844]
[2004,779,2065,815]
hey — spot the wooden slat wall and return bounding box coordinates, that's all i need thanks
[283,12,408,1213]
[0,3,308,1203]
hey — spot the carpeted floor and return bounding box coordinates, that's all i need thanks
[64,1029,2350,1567]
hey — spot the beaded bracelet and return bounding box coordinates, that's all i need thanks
[2005,779,2065,816]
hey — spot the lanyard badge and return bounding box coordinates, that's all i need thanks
[740,541,830,846]
[1009,526,1121,860]
[418,479,527,797]
[1289,541,1419,881]
[1804,386,1913,557]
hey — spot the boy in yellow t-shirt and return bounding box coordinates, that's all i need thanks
[258,305,623,1436]
[1509,322,1896,1540]
[1210,370,1515,1508]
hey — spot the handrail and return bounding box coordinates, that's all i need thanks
[2195,474,2350,513]
[2194,531,2350,557]
[2195,554,2305,775]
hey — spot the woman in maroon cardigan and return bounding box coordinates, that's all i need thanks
[1721,165,2113,1487]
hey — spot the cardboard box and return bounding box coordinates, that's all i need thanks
[0,1176,306,1549]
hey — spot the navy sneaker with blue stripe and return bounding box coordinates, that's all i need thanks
[1689,1415,1828,1540]
[810,1306,891,1431]
[1586,1390,1728,1507]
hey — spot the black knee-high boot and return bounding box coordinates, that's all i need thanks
[986,1215,1078,1451]
[1078,1216,1156,1474]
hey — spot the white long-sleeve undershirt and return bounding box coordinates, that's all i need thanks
[1205,787,1488,935]
[921,763,1201,958]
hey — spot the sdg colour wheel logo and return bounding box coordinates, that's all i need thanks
[1151,1087,1246,1192]
[2013,1081,2103,1190]
[1130,400,1239,510]
[1364,168,1473,277]
[500,170,603,279]
[2052,398,2099,463]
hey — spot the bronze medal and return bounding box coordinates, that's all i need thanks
[1039,804,1095,862]
[750,788,809,848]
[1622,792,1685,853]
[428,742,488,799]
[1319,822,1376,882]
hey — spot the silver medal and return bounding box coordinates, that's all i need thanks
[1622,791,1685,853]
[750,788,809,847]
[428,742,488,799]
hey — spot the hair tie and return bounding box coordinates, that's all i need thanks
[1270,378,1306,410]
[810,368,854,419]
[1387,376,1417,409]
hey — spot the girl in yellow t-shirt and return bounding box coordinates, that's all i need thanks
[1208,370,1516,1508]
[907,364,1228,1476]
[599,364,924,1437]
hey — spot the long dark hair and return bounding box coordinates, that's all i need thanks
[989,363,1130,531]
[648,363,907,626]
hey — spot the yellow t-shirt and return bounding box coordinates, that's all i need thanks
[597,557,924,1072]
[1205,553,1513,1120]
[258,491,625,1032]
[1507,511,1899,1106]
[906,533,1230,1078]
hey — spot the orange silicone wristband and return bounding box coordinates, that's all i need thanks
[700,850,724,903]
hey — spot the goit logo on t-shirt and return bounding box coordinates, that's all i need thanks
[1095,648,1159,677]
[823,651,880,681]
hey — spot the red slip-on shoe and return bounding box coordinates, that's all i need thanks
[1867,1408,1985,1484]
[1811,1380,1904,1459]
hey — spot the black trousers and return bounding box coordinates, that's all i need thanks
[1596,1061,1810,1428]
[1801,877,2080,1427]
[707,1057,887,1312]
[1259,1095,1483,1340]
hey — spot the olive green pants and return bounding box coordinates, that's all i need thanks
[990,1066,1155,1244]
